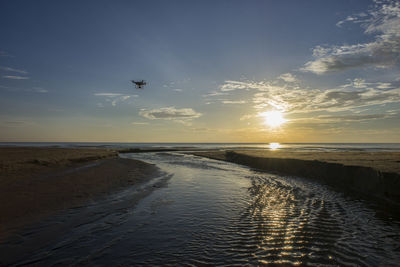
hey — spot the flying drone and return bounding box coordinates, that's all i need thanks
[131,80,147,89]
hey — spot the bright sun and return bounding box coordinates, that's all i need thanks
[261,111,287,127]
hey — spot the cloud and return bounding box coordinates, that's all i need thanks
[173,89,183,92]
[203,90,229,97]
[294,113,392,124]
[94,92,137,106]
[302,0,400,74]
[222,100,247,104]
[319,113,392,122]
[278,73,298,83]
[0,66,28,74]
[94,93,124,96]
[336,13,368,28]
[131,122,149,125]
[2,75,29,80]
[219,80,260,91]
[140,107,202,123]
[112,95,131,106]
[30,87,48,93]
[240,114,256,121]
[217,78,400,117]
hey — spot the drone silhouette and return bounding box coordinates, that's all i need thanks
[131,80,147,89]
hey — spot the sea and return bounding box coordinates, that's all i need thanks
[1,142,400,152]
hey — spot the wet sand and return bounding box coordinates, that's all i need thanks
[193,150,400,204]
[0,147,158,239]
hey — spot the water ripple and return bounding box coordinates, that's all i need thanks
[1,152,399,266]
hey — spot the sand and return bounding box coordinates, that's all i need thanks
[193,150,400,205]
[194,150,400,174]
[0,147,158,239]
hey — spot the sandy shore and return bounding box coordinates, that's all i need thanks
[0,147,158,239]
[194,150,400,174]
[193,150,400,204]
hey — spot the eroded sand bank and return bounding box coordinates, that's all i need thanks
[0,147,158,239]
[193,150,400,204]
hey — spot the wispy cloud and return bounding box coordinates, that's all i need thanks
[219,80,260,91]
[292,113,393,124]
[0,66,27,74]
[2,75,29,80]
[218,78,400,123]
[94,92,138,106]
[131,122,149,125]
[163,78,190,92]
[251,80,400,114]
[30,87,48,93]
[278,73,298,83]
[302,0,400,74]
[203,90,229,97]
[140,106,202,124]
[94,93,124,96]
[222,100,247,104]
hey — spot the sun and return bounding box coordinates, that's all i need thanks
[261,111,287,127]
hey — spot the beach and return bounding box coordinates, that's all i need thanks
[1,146,400,265]
[0,147,159,239]
[193,150,400,173]
[193,150,400,205]
[2,146,400,238]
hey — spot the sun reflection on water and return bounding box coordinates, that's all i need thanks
[269,142,281,150]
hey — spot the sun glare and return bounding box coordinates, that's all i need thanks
[269,142,281,150]
[261,111,287,127]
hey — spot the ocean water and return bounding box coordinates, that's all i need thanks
[2,152,399,266]
[1,142,400,152]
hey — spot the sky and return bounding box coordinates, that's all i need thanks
[0,0,399,143]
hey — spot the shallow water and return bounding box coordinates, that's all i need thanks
[1,152,400,266]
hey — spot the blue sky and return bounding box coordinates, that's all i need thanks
[1,0,399,142]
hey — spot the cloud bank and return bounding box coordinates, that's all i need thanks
[219,78,400,117]
[303,0,400,74]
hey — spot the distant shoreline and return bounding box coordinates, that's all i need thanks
[0,147,159,240]
[1,142,400,153]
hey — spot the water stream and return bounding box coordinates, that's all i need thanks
[1,152,400,266]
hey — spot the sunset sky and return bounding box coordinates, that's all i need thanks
[1,0,399,142]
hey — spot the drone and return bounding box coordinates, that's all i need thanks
[131,80,147,89]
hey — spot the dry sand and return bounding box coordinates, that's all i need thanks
[0,147,158,239]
